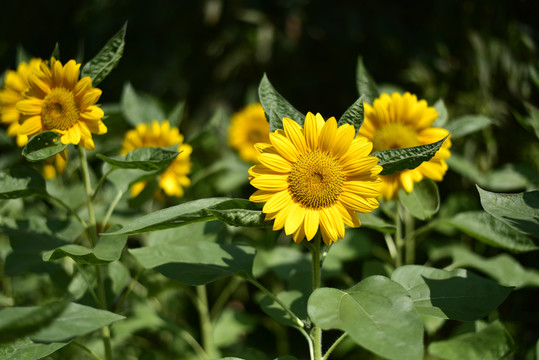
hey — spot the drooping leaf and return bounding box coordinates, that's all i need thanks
[429,245,539,288]
[81,22,127,86]
[444,115,492,139]
[447,211,538,253]
[0,299,70,344]
[477,186,539,237]
[0,338,68,360]
[356,56,379,104]
[428,321,515,360]
[308,276,424,360]
[129,242,256,285]
[97,147,179,172]
[391,265,512,321]
[399,179,440,220]
[207,199,268,227]
[29,303,124,343]
[93,224,128,262]
[258,74,304,131]
[433,98,449,127]
[357,213,395,233]
[258,290,307,328]
[121,82,166,126]
[373,136,449,175]
[0,167,46,200]
[338,95,366,134]
[43,244,105,265]
[104,198,265,235]
[22,131,67,162]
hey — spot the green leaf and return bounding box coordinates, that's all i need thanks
[308,276,424,360]
[429,245,539,288]
[207,199,268,227]
[258,74,304,131]
[447,211,538,253]
[0,338,67,360]
[22,131,67,162]
[212,308,256,348]
[121,82,166,126]
[0,299,70,344]
[477,186,539,237]
[0,167,46,200]
[43,244,104,265]
[391,265,512,321]
[50,43,60,60]
[373,136,449,176]
[97,147,179,171]
[356,56,379,104]
[433,99,449,127]
[129,242,256,285]
[428,320,515,360]
[399,179,440,220]
[16,45,31,65]
[168,100,185,127]
[357,212,395,233]
[93,224,128,262]
[104,198,263,235]
[81,22,127,86]
[258,290,307,328]
[338,95,366,134]
[444,115,491,139]
[29,303,124,343]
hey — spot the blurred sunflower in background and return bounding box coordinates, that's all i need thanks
[228,103,270,163]
[357,92,452,200]
[249,113,382,245]
[121,120,192,198]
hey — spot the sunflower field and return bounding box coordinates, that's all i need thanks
[0,1,538,360]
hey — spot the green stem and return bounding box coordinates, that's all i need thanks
[41,193,87,228]
[383,234,398,266]
[178,327,209,360]
[114,268,144,313]
[101,189,123,231]
[210,276,242,320]
[403,207,415,265]
[196,285,217,359]
[310,233,322,360]
[323,333,348,360]
[71,341,103,360]
[74,263,100,305]
[96,266,112,360]
[91,167,115,202]
[395,203,404,268]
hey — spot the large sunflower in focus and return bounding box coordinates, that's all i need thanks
[0,58,43,146]
[249,113,382,246]
[228,103,270,163]
[16,57,106,150]
[121,120,192,197]
[357,92,451,200]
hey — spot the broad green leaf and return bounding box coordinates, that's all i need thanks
[399,179,440,220]
[433,99,448,127]
[258,74,304,131]
[356,56,379,104]
[81,22,127,86]
[93,224,128,262]
[0,167,46,199]
[477,186,539,237]
[447,211,538,253]
[129,242,256,285]
[444,115,491,139]
[97,147,179,171]
[258,290,307,328]
[357,212,396,233]
[391,265,512,321]
[30,303,124,343]
[373,136,449,175]
[148,221,226,246]
[429,245,539,288]
[0,299,70,344]
[308,276,423,360]
[104,198,260,235]
[428,320,515,360]
[121,82,166,126]
[212,308,256,348]
[22,131,67,161]
[337,95,366,134]
[207,199,268,227]
[0,338,67,360]
[168,100,185,127]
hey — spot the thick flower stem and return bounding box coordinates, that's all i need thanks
[404,207,415,265]
[310,234,322,360]
[395,203,404,268]
[196,285,217,360]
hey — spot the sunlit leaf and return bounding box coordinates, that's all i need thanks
[121,82,165,126]
[0,338,67,360]
[129,242,256,285]
[373,136,449,175]
[356,56,379,104]
[357,212,395,233]
[97,147,179,171]
[259,74,304,131]
[168,100,185,127]
[391,265,512,321]
[0,167,46,200]
[444,115,491,139]
[433,99,448,127]
[447,211,538,253]
[428,321,515,360]
[213,308,256,348]
[308,276,423,360]
[477,186,539,237]
[22,131,67,162]
[338,95,366,134]
[81,22,127,86]
[399,179,440,220]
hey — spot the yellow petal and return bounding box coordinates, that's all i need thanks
[304,112,319,150]
[263,190,292,213]
[304,209,320,241]
[16,99,43,115]
[250,190,275,203]
[19,116,43,135]
[284,202,305,235]
[270,132,299,162]
[258,152,293,173]
[343,179,382,198]
[64,60,81,90]
[400,171,415,193]
[250,174,289,191]
[283,117,307,154]
[318,116,337,153]
[332,124,355,158]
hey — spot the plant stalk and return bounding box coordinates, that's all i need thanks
[395,203,404,268]
[310,233,322,360]
[196,285,217,359]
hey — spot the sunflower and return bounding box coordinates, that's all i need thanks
[0,58,43,146]
[357,92,451,200]
[121,120,192,197]
[228,103,270,163]
[16,57,106,150]
[249,112,382,245]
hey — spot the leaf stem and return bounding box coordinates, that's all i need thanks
[78,146,97,246]
[195,285,217,359]
[323,332,348,360]
[404,206,415,265]
[395,203,404,268]
[74,263,100,305]
[71,341,103,360]
[95,266,112,360]
[40,193,88,228]
[210,276,242,320]
[101,189,123,230]
[91,167,115,201]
